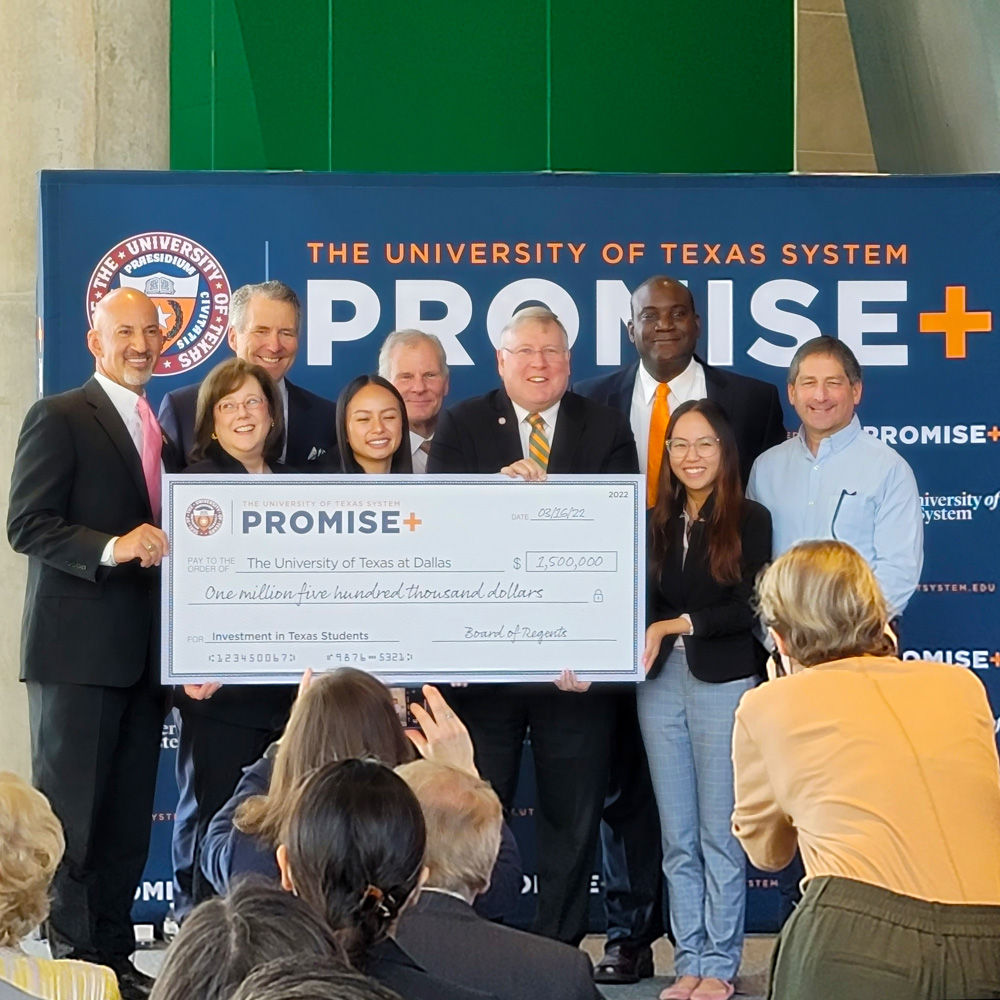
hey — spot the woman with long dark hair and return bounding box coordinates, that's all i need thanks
[638,400,772,1000]
[335,375,413,474]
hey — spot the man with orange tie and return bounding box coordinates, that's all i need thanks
[428,305,637,947]
[574,275,784,984]
[8,287,178,1000]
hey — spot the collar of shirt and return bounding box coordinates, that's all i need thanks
[510,398,561,434]
[636,355,702,405]
[421,886,472,905]
[409,429,432,456]
[794,414,863,461]
[93,371,145,451]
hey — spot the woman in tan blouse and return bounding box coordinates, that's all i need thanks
[732,540,1000,1000]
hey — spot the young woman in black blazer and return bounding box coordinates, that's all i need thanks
[335,375,413,474]
[638,400,771,1000]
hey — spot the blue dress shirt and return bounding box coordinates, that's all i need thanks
[747,415,923,615]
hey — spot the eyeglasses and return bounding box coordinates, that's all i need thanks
[665,436,720,457]
[501,346,567,360]
[216,395,266,414]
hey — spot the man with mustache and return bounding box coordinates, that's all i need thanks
[8,287,179,999]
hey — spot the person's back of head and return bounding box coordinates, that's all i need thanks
[277,758,427,969]
[0,771,64,947]
[395,761,501,900]
[231,956,403,1000]
[149,879,345,1000]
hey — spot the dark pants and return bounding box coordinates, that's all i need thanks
[450,684,613,946]
[600,686,665,947]
[27,676,165,961]
[171,707,280,916]
[770,877,1000,1000]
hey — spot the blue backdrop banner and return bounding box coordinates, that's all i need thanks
[36,171,1000,931]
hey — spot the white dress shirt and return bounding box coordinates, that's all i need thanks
[510,400,561,461]
[631,357,708,472]
[274,377,289,462]
[409,430,433,474]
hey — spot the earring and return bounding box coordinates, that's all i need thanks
[211,432,218,440]
[271,420,275,428]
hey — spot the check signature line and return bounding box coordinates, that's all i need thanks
[432,638,618,643]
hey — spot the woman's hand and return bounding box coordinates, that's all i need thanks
[183,682,222,700]
[297,667,314,700]
[553,669,591,692]
[406,684,478,775]
[641,618,691,673]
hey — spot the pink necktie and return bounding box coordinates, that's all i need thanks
[136,395,162,522]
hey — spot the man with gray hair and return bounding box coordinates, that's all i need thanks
[428,305,637,947]
[396,761,601,1000]
[159,280,338,467]
[379,329,450,473]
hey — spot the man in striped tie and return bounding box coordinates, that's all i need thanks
[428,306,638,948]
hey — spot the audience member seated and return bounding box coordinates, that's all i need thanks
[733,540,1000,1000]
[149,880,345,1000]
[396,760,600,1000]
[230,956,402,1000]
[277,758,497,1000]
[201,670,522,921]
[0,772,120,1000]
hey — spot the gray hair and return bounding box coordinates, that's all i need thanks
[499,306,569,349]
[230,281,301,336]
[788,336,862,386]
[377,329,449,379]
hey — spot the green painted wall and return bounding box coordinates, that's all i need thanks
[171,0,794,173]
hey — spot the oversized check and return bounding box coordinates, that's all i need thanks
[162,474,644,685]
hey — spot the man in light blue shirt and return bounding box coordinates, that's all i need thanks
[747,336,923,619]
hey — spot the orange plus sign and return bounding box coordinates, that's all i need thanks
[989,426,1000,443]
[919,286,991,358]
[402,512,422,532]
[991,652,1000,667]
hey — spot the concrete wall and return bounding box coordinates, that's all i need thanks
[0,0,169,776]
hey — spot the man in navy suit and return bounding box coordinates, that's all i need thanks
[574,275,785,984]
[158,280,337,467]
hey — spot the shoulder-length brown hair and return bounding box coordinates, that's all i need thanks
[190,358,286,464]
[649,399,744,585]
[236,669,416,845]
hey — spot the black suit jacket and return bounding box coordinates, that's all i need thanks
[366,936,497,1000]
[427,388,638,475]
[174,442,297,730]
[397,892,600,1000]
[647,496,771,682]
[574,358,785,484]
[158,376,338,468]
[8,378,180,687]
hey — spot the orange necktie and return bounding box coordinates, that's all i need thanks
[646,382,670,507]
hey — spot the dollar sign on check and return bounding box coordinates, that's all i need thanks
[513,557,521,570]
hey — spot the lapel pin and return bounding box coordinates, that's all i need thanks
[498,417,506,425]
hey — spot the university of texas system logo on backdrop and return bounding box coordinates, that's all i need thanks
[86,232,231,377]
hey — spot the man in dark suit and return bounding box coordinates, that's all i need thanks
[428,306,638,946]
[574,275,786,983]
[158,280,337,919]
[397,760,600,1000]
[8,287,178,999]
[158,280,337,467]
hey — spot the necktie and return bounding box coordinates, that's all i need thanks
[418,439,432,456]
[646,382,670,507]
[136,395,163,522]
[527,413,550,471]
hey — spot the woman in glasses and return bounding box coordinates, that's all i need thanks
[638,399,772,1000]
[172,357,297,918]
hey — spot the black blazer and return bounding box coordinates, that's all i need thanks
[574,358,785,485]
[365,937,497,1000]
[397,892,600,1000]
[158,376,338,468]
[175,441,297,730]
[8,378,181,687]
[427,388,638,475]
[647,496,771,683]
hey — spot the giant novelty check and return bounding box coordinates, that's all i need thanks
[162,475,644,685]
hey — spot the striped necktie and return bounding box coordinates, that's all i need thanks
[527,413,550,470]
[646,382,670,507]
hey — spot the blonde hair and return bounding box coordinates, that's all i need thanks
[756,540,896,667]
[0,772,65,946]
[395,761,501,898]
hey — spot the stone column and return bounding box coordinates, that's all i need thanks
[0,0,169,775]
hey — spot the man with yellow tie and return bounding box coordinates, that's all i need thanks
[428,305,637,948]
[574,275,785,984]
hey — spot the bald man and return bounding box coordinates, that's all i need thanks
[8,287,179,999]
